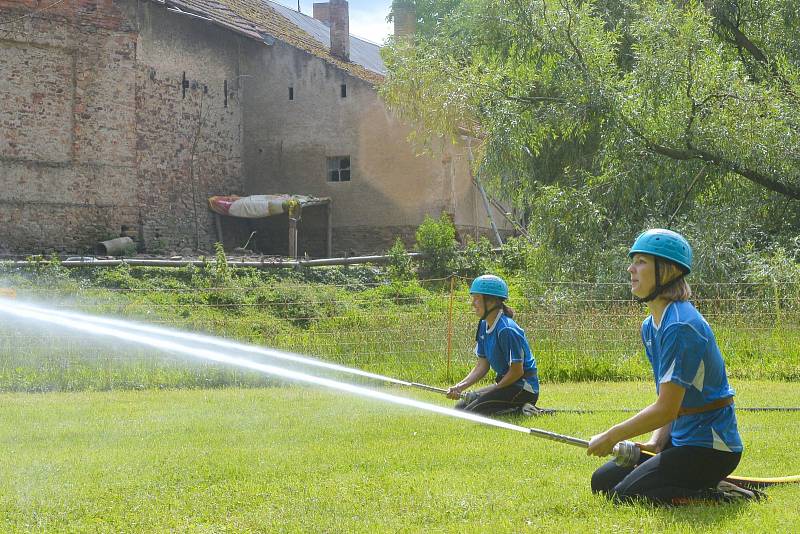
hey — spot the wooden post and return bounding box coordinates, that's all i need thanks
[214,213,224,246]
[288,218,298,259]
[326,200,333,258]
[446,275,455,381]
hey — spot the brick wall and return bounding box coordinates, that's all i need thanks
[0,0,244,254]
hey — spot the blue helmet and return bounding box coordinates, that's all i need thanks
[470,274,509,300]
[628,229,692,274]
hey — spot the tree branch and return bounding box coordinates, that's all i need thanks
[620,113,800,200]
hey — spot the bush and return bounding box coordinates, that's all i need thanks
[454,236,494,279]
[415,214,458,279]
[498,236,531,273]
[387,238,415,282]
[93,263,147,290]
[261,283,346,328]
[362,279,429,305]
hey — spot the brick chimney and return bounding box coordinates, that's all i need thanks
[329,0,350,61]
[312,2,331,26]
[392,1,416,38]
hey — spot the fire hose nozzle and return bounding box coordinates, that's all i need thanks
[612,440,641,467]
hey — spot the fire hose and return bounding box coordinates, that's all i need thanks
[401,380,800,488]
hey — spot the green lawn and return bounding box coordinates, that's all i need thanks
[1,381,798,532]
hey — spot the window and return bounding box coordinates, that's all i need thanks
[327,156,350,182]
[341,84,347,98]
[288,86,294,100]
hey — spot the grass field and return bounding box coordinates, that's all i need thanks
[2,381,799,532]
[1,268,798,530]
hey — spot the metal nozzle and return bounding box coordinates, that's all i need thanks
[612,440,641,467]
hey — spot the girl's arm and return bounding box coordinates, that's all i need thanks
[486,361,524,391]
[586,381,685,457]
[638,422,672,453]
[446,358,490,399]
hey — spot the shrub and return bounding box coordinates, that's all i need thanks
[454,236,494,279]
[498,236,532,273]
[387,238,415,282]
[362,279,429,305]
[262,283,346,328]
[415,214,458,279]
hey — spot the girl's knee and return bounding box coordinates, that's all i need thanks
[591,468,615,494]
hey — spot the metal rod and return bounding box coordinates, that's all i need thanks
[527,427,589,448]
[408,382,450,395]
[446,275,455,382]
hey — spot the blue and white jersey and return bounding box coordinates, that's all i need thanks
[475,312,539,393]
[642,300,742,452]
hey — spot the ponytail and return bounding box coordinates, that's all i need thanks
[501,302,515,319]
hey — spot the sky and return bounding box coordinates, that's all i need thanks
[271,0,394,45]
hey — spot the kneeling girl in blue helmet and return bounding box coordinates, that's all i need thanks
[587,229,743,504]
[445,275,539,415]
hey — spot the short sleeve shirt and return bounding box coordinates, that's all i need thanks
[475,312,539,393]
[642,301,742,452]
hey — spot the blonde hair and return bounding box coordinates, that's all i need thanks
[657,258,692,302]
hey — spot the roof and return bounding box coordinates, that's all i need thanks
[160,0,385,84]
[265,1,386,75]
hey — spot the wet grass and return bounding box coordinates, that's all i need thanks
[0,381,798,532]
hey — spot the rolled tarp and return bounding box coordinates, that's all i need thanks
[208,194,319,218]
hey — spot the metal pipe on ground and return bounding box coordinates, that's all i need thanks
[95,237,135,256]
[1,252,426,269]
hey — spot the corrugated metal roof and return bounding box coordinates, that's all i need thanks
[160,0,385,84]
[264,1,386,75]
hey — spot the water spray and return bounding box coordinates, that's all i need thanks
[10,301,417,388]
[0,298,635,464]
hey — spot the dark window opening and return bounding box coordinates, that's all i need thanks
[341,84,347,98]
[224,79,228,107]
[327,156,351,182]
[289,86,294,100]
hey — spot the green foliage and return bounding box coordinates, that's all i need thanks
[2,257,797,392]
[381,0,800,283]
[387,238,415,282]
[291,265,386,291]
[454,236,494,279]
[497,236,531,273]
[212,242,231,287]
[258,282,347,329]
[361,279,429,305]
[414,213,458,279]
[93,263,143,290]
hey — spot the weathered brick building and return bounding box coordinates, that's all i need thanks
[0,0,510,256]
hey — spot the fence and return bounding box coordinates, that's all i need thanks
[0,275,798,392]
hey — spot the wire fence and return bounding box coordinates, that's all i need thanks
[0,276,798,392]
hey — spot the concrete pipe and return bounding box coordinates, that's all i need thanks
[96,237,135,256]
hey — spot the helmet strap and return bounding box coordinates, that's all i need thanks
[475,296,502,340]
[480,295,502,321]
[635,260,685,303]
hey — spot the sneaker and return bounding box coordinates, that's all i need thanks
[716,480,767,501]
[521,403,555,417]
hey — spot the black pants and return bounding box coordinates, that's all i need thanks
[455,385,538,416]
[591,443,742,504]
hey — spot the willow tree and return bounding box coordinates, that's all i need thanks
[382,0,800,279]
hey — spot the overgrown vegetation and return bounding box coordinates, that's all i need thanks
[381,0,800,284]
[1,246,797,392]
